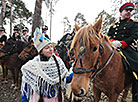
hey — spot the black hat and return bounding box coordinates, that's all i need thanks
[0,26,5,32]
[23,27,29,32]
[42,25,48,30]
[13,26,19,31]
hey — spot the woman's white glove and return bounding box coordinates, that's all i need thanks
[112,41,122,48]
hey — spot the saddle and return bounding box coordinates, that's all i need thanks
[117,49,138,80]
[116,49,130,72]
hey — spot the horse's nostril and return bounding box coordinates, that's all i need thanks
[80,88,85,95]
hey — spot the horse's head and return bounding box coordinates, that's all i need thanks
[2,37,26,52]
[0,37,27,59]
[18,40,38,61]
[71,15,106,97]
[0,38,17,57]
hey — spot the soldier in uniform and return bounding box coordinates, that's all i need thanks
[0,26,7,44]
[42,25,50,39]
[21,27,31,42]
[12,25,21,40]
[107,2,138,102]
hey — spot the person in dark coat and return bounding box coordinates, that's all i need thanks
[107,2,138,102]
[21,27,31,42]
[42,25,50,39]
[12,26,21,40]
[0,26,7,43]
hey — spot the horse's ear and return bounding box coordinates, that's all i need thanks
[93,14,103,34]
[75,23,80,31]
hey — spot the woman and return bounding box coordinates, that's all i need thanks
[21,28,73,102]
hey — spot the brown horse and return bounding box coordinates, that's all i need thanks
[70,15,131,102]
[0,37,27,89]
[18,40,38,61]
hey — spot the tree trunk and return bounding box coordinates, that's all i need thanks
[32,0,42,36]
[49,0,52,40]
[10,0,13,36]
[0,0,7,26]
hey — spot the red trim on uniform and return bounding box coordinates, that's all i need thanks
[121,40,128,49]
[119,17,131,22]
[110,38,115,42]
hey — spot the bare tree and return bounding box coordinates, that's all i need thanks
[74,12,88,27]
[95,10,116,35]
[134,0,138,19]
[62,16,71,34]
[44,0,59,40]
[32,0,42,36]
[0,0,7,26]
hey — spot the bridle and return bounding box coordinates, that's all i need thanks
[72,33,115,81]
[19,41,37,60]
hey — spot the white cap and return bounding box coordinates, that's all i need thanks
[33,27,51,52]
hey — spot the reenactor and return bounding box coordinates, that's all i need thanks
[21,27,30,42]
[107,2,138,102]
[12,26,21,40]
[0,26,7,46]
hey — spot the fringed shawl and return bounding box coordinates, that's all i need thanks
[21,55,68,100]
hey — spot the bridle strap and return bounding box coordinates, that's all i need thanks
[90,49,115,82]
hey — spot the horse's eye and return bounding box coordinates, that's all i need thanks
[92,47,97,52]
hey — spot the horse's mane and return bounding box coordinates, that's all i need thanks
[71,15,113,51]
[71,29,112,51]
[103,34,112,46]
[71,24,101,50]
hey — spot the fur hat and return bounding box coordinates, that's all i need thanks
[42,25,48,30]
[13,25,19,31]
[33,27,51,53]
[0,26,5,32]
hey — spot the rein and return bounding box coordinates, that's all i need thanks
[90,49,115,82]
[23,45,36,58]
[18,41,37,60]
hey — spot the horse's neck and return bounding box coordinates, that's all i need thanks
[100,38,114,65]
[102,38,113,53]
[17,41,26,53]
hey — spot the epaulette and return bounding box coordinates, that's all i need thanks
[110,23,115,26]
[134,19,138,22]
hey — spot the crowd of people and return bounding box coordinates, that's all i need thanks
[0,2,138,102]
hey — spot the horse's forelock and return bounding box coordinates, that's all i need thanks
[71,25,98,51]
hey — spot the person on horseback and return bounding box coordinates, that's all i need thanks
[12,25,21,40]
[42,25,50,39]
[21,28,73,102]
[58,28,76,49]
[107,2,138,102]
[0,26,7,44]
[21,26,31,42]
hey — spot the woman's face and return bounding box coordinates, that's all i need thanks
[41,43,54,57]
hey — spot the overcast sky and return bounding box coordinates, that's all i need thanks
[23,0,113,42]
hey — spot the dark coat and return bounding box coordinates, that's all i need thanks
[107,19,138,72]
[0,35,7,43]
